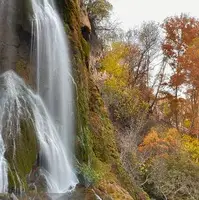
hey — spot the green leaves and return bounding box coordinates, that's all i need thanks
[85,0,112,22]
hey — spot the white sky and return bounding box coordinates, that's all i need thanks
[109,0,199,30]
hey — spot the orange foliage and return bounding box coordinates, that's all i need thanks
[180,39,199,88]
[139,129,180,157]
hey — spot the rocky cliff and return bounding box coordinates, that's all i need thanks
[62,0,150,199]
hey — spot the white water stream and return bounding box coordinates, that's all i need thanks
[31,0,78,193]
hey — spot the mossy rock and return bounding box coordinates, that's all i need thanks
[5,119,38,191]
[16,59,34,87]
[97,180,134,200]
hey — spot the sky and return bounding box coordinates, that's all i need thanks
[109,0,199,30]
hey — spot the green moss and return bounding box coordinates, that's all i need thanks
[16,59,27,73]
[81,37,90,62]
[16,59,33,86]
[88,78,119,162]
[6,119,38,191]
[62,1,150,199]
[79,163,101,185]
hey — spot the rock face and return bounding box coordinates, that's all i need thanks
[80,2,91,42]
[0,0,33,85]
[80,1,91,32]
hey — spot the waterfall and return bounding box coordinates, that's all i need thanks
[30,0,79,194]
[0,0,78,195]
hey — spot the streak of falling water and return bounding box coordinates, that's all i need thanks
[0,71,78,193]
[31,0,79,193]
[0,125,8,193]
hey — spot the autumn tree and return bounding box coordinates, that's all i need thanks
[126,22,161,87]
[162,14,199,129]
[123,22,169,116]
[180,38,199,136]
[99,42,149,125]
[98,22,166,128]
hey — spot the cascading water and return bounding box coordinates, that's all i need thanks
[0,126,8,193]
[0,71,78,193]
[31,0,78,194]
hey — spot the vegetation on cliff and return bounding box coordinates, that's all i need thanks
[62,0,149,199]
[87,6,199,199]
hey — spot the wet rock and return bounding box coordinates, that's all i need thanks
[0,0,32,85]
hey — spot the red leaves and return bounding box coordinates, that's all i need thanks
[162,14,199,89]
[163,15,199,56]
[162,14,199,60]
[170,73,186,87]
[162,44,175,58]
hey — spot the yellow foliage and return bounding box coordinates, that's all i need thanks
[182,135,199,163]
[101,42,131,87]
[183,119,191,128]
[100,42,149,121]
